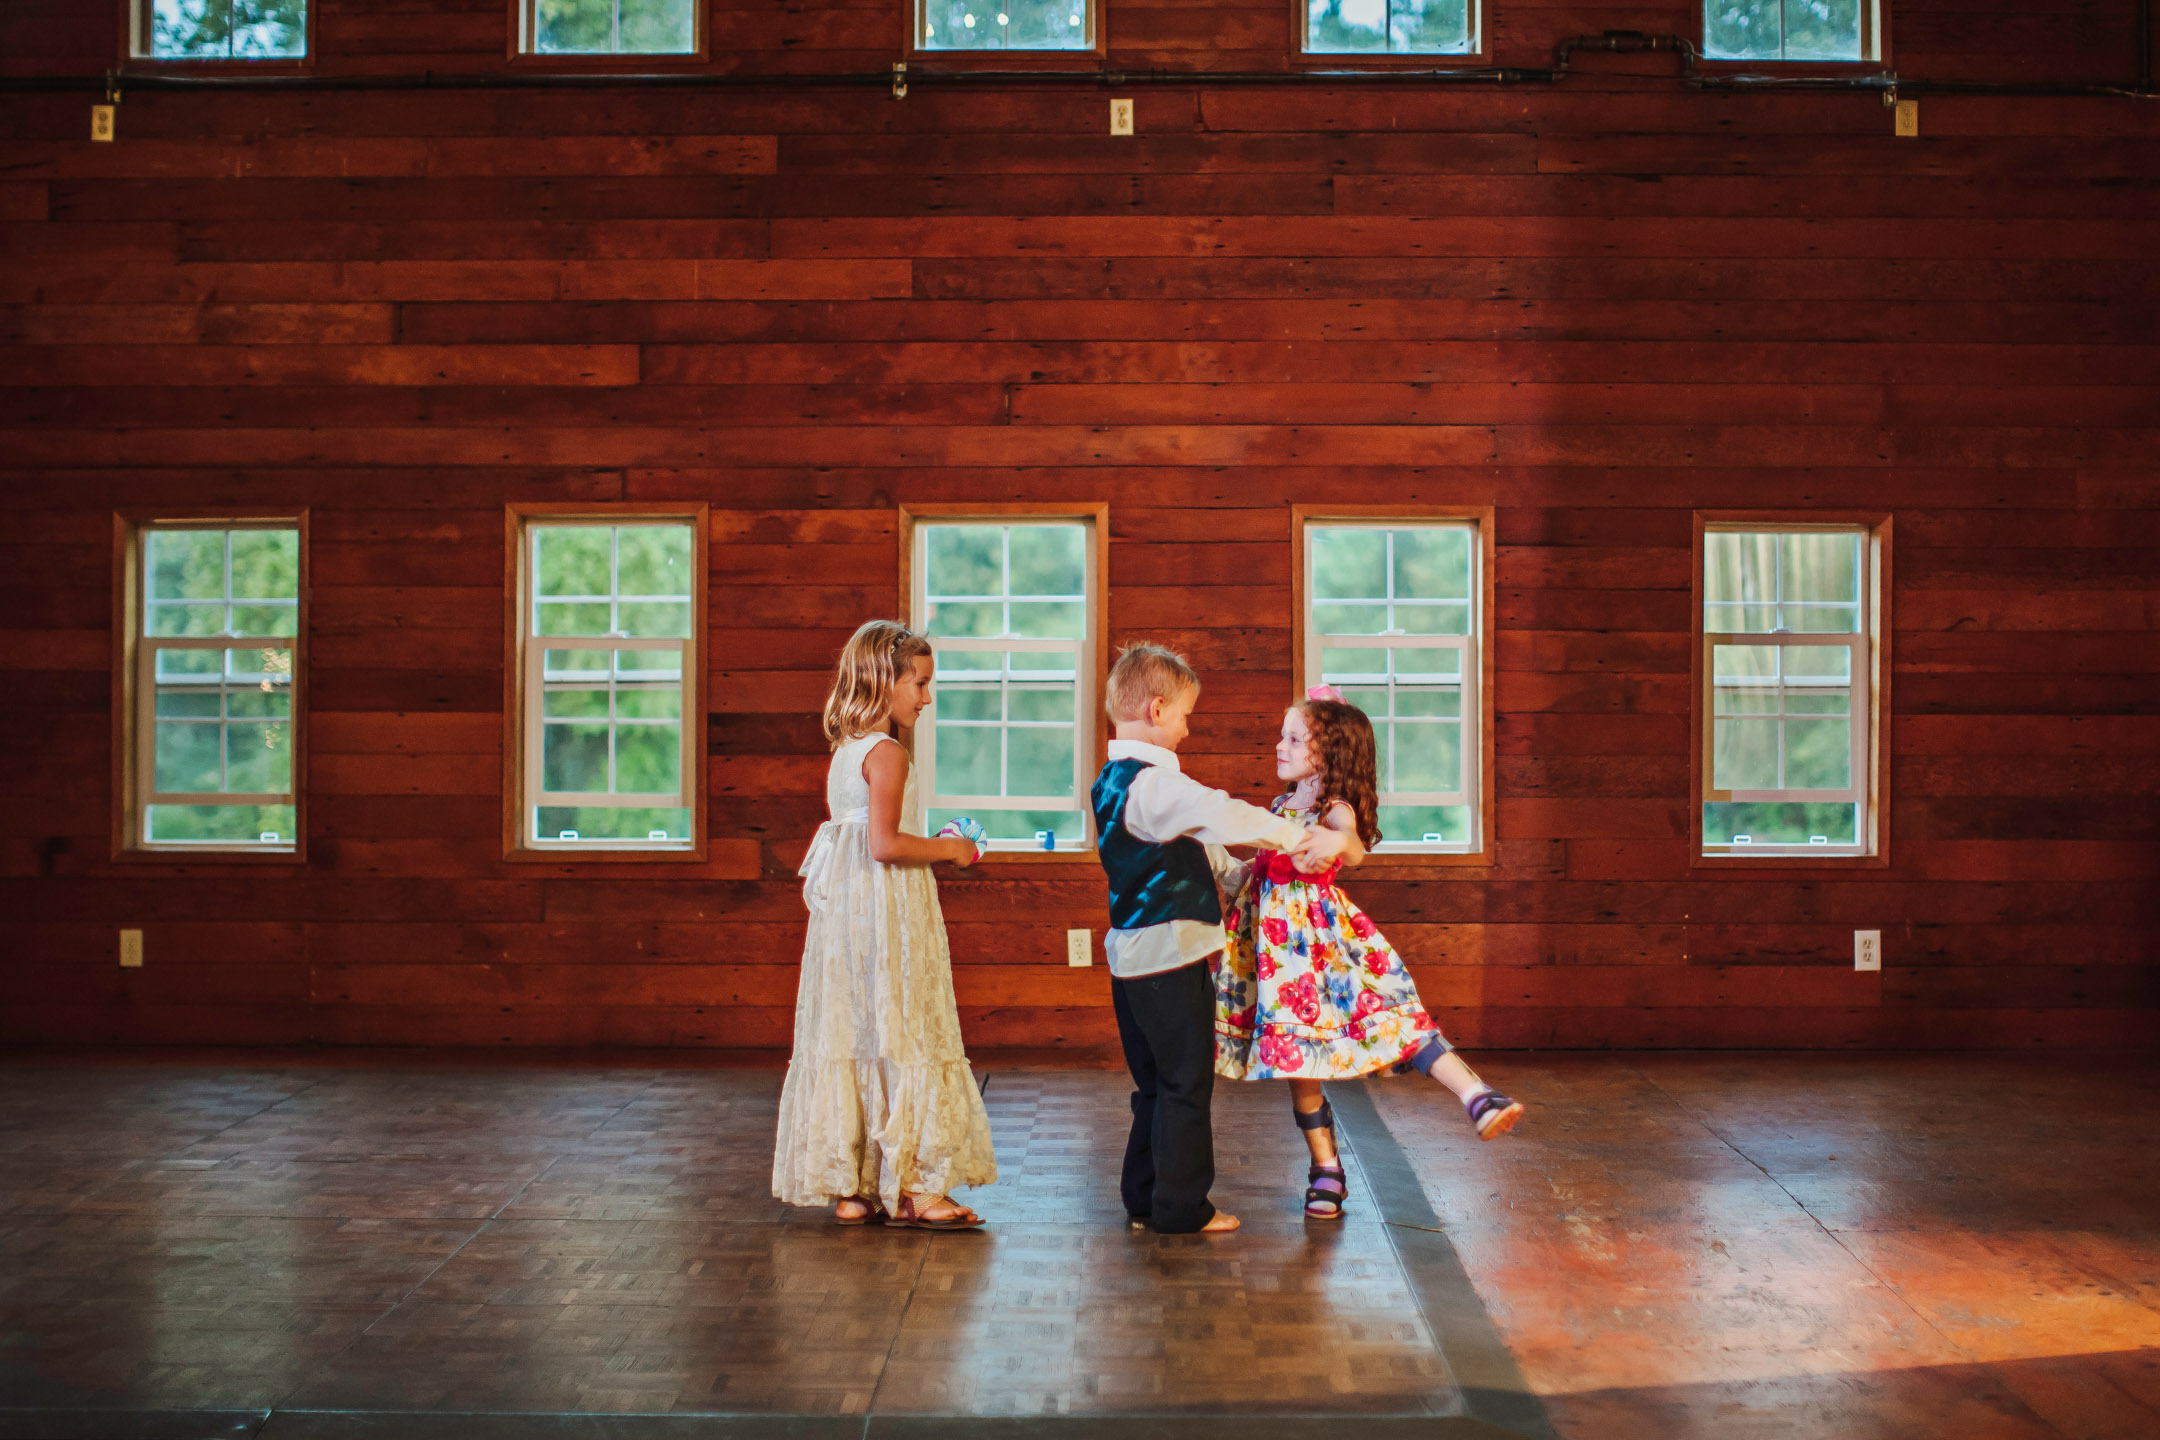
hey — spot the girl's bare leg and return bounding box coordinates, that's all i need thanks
[1425,1051,1489,1103]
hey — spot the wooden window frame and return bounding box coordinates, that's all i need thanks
[1691,512,1892,872]
[1293,0,1491,67]
[125,0,316,68]
[899,502,1110,862]
[508,0,711,67]
[502,503,711,865]
[902,0,1107,69]
[1693,0,1888,71]
[1291,505,1496,867]
[112,511,311,865]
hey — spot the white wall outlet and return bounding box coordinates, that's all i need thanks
[1066,928,1092,967]
[1109,99,1134,136]
[1854,930,1881,972]
[119,928,143,968]
[91,105,115,143]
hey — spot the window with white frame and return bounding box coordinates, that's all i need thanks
[130,524,301,851]
[918,0,1093,50]
[1305,0,1477,55]
[913,519,1096,851]
[1303,522,1480,852]
[520,0,698,54]
[1704,0,1876,61]
[517,519,700,849]
[138,0,307,59]
[1701,526,1875,856]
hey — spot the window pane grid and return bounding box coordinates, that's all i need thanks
[919,0,1092,49]
[917,521,1091,849]
[524,520,697,849]
[1701,526,1873,855]
[1305,523,1479,848]
[135,526,301,850]
[528,0,697,54]
[147,0,307,59]
[1705,0,1869,61]
[1305,0,1475,54]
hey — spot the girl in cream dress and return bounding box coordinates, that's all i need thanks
[772,620,997,1228]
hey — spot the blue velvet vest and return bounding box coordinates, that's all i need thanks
[1092,757,1223,932]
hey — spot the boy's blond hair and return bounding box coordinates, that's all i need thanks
[1105,642,1200,723]
[823,619,934,748]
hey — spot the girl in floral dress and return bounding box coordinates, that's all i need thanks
[1213,687,1525,1220]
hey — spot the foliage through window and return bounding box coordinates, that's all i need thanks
[132,526,300,850]
[525,0,698,54]
[1305,0,1475,55]
[520,521,699,848]
[1304,523,1481,851]
[1701,527,1875,855]
[914,520,1096,851]
[144,0,306,59]
[1704,0,1872,61]
[918,0,1092,50]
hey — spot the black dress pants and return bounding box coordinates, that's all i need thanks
[1110,957,1218,1233]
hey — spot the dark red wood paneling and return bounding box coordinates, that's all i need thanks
[0,0,2154,1050]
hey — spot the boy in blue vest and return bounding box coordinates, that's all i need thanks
[1092,643,1349,1234]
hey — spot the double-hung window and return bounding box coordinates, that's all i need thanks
[1699,524,1882,857]
[507,508,707,856]
[120,520,305,854]
[908,509,1103,853]
[136,0,309,59]
[1300,517,1488,854]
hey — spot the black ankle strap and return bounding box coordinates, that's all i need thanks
[1294,1097,1335,1132]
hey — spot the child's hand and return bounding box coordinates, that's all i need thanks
[1292,825,1352,872]
[942,836,978,869]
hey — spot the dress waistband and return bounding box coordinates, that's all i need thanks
[797,809,870,913]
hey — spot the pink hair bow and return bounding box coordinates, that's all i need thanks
[1306,684,1344,703]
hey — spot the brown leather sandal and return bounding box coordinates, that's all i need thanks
[883,1195,984,1231]
[834,1196,887,1225]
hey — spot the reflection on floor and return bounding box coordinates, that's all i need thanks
[0,1053,2155,1439]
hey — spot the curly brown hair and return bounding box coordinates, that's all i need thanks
[1284,698,1383,848]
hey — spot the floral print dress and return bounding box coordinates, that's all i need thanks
[1212,797,1451,1081]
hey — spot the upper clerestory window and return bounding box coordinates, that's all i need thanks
[520,0,701,56]
[1303,0,1479,57]
[137,0,308,60]
[1704,0,1879,62]
[917,0,1095,51]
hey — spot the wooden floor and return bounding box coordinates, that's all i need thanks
[0,1054,2154,1440]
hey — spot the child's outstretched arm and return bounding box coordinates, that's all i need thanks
[1124,766,1306,854]
[1316,800,1367,868]
[863,740,976,868]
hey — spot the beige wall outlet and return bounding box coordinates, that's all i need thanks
[119,928,143,967]
[1894,100,1919,137]
[1066,929,1092,966]
[1109,99,1134,136]
[91,105,115,143]
[1855,930,1881,972]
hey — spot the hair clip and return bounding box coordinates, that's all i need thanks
[1306,684,1344,703]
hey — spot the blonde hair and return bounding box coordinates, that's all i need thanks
[1105,641,1200,723]
[823,620,934,748]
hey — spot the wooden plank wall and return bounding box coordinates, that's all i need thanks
[1,0,2156,1051]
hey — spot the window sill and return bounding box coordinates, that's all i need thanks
[1691,852,1889,873]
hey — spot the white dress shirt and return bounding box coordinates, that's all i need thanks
[1101,739,1310,979]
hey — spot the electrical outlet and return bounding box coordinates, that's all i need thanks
[1109,99,1134,136]
[1066,928,1092,967]
[1893,100,1919,137]
[91,105,115,143]
[1854,930,1881,972]
[119,928,143,968]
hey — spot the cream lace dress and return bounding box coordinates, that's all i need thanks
[771,731,998,1210]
